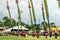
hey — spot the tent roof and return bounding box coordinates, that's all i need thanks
[0,25,28,33]
[12,25,28,30]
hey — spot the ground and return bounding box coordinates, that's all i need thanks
[0,36,60,40]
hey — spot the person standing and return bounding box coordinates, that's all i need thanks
[45,30,48,39]
[32,31,35,37]
[21,30,26,37]
[36,30,40,38]
[49,29,52,40]
[55,28,58,39]
[55,32,58,39]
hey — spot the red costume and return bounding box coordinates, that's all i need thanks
[45,32,48,39]
[22,31,26,37]
[36,33,39,38]
[16,31,19,36]
[32,32,35,37]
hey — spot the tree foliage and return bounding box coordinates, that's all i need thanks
[0,16,57,30]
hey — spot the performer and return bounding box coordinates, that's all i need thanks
[49,29,52,40]
[55,32,58,39]
[32,31,35,37]
[36,30,40,38]
[24,31,26,37]
[16,31,19,36]
[45,30,48,39]
[21,30,26,37]
[55,29,58,39]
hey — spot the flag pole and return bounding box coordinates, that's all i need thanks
[30,0,36,25]
[41,3,45,22]
[16,0,21,32]
[41,3,46,30]
[57,0,60,9]
[28,1,33,25]
[6,0,12,27]
[44,0,50,30]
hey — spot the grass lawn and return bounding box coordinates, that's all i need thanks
[0,36,60,40]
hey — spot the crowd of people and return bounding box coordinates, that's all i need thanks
[44,29,59,40]
[11,29,59,40]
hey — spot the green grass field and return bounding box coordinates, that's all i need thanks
[0,36,60,40]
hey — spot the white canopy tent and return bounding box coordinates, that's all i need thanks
[0,25,28,33]
[11,25,28,31]
[12,25,28,30]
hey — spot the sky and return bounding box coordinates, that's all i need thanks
[0,0,60,26]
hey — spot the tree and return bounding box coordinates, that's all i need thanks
[0,21,3,27]
[21,22,25,26]
[41,22,47,30]
[11,19,17,27]
[50,23,56,28]
[3,17,8,21]
[25,24,30,30]
[17,22,25,26]
[3,17,17,28]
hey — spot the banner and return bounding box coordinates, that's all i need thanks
[57,0,60,9]
[44,0,50,29]
[44,0,49,19]
[42,3,45,22]
[30,0,36,24]
[16,0,21,31]
[28,1,33,25]
[6,0,12,27]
